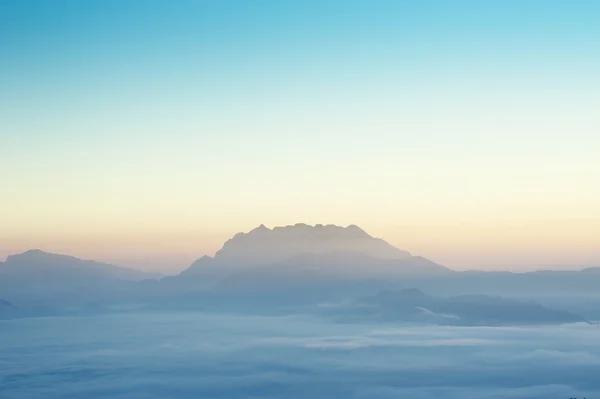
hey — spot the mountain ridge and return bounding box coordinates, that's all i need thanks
[327,288,589,326]
[1,249,159,281]
[0,298,17,309]
[211,223,411,268]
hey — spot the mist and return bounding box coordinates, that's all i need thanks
[2,313,599,399]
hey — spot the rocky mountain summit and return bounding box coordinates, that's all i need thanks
[214,223,411,266]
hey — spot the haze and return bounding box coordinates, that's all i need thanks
[1,1,599,272]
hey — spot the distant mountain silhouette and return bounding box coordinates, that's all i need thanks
[324,288,588,326]
[410,268,600,300]
[183,224,432,272]
[175,224,449,291]
[0,298,17,310]
[0,250,159,305]
[581,266,600,273]
[4,227,600,320]
[1,250,157,281]
[214,223,410,266]
[0,298,20,319]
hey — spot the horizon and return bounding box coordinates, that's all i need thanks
[1,223,597,274]
[2,1,599,272]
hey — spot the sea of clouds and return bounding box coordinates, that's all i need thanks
[1,313,598,398]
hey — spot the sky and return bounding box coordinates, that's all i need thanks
[1,0,599,272]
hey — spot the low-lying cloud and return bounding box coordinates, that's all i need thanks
[1,313,599,398]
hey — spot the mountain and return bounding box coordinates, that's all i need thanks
[181,223,438,275]
[1,250,157,281]
[175,224,449,292]
[404,268,600,299]
[0,298,19,319]
[581,266,600,273]
[5,228,597,319]
[212,252,452,293]
[0,250,159,305]
[322,288,588,326]
[213,223,410,267]
[0,298,17,310]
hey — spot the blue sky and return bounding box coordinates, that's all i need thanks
[1,1,599,271]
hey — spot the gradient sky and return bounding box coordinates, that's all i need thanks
[1,0,599,272]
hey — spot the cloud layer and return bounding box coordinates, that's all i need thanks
[1,313,599,398]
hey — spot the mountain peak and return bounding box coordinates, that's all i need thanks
[7,249,71,263]
[212,223,410,267]
[20,249,51,257]
[249,224,271,234]
[346,224,362,230]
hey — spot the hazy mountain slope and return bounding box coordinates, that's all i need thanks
[0,250,158,306]
[324,288,587,326]
[212,252,452,293]
[1,250,157,281]
[0,298,17,310]
[0,298,20,319]
[406,269,600,299]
